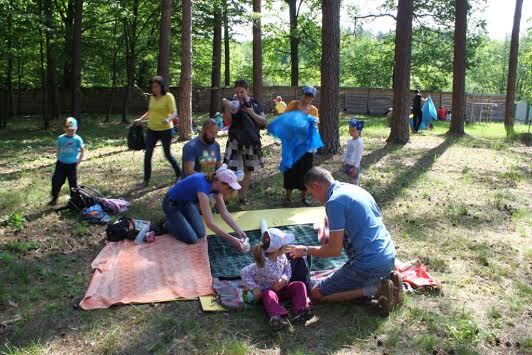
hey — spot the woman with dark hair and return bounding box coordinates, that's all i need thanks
[134,76,181,187]
[222,79,266,205]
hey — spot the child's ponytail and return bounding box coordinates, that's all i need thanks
[253,243,265,268]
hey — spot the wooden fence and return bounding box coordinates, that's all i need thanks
[10,86,507,120]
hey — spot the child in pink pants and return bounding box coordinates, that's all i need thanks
[241,228,312,330]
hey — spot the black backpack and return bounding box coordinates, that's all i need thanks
[128,125,146,150]
[106,217,136,242]
[69,186,101,211]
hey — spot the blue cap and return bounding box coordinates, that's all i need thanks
[302,86,316,97]
[349,118,365,131]
[64,117,78,130]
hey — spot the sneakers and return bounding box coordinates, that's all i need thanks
[292,308,314,324]
[47,198,58,206]
[376,279,394,316]
[269,316,289,331]
[390,271,404,307]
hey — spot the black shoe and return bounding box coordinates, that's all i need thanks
[48,198,58,206]
[269,316,289,331]
[292,308,314,324]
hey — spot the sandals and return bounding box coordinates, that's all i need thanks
[390,271,404,307]
[269,316,289,331]
[376,279,394,316]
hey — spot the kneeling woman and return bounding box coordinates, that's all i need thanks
[162,165,248,251]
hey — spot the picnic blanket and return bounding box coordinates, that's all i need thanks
[207,207,326,235]
[207,224,347,279]
[80,235,213,310]
[200,269,338,312]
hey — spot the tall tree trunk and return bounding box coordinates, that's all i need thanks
[319,0,341,154]
[210,5,223,117]
[387,0,413,144]
[252,0,263,103]
[122,0,139,124]
[158,0,172,82]
[449,0,467,136]
[286,0,299,86]
[223,1,230,87]
[38,0,48,129]
[63,0,74,91]
[106,18,119,123]
[2,10,13,129]
[71,0,83,122]
[44,0,59,127]
[504,0,523,136]
[179,0,193,141]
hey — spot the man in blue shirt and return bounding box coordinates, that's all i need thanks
[290,167,402,315]
[182,119,222,177]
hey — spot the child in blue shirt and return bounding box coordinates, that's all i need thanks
[49,117,86,206]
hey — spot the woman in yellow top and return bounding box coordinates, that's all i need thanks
[283,86,319,206]
[134,76,181,188]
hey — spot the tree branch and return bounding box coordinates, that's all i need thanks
[354,13,397,21]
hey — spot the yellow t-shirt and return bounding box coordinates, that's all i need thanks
[275,101,287,114]
[147,93,177,131]
[286,100,319,119]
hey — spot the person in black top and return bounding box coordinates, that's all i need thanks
[412,89,426,133]
[222,79,266,205]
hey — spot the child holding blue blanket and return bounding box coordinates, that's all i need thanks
[342,118,364,185]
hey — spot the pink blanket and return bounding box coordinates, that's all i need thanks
[80,235,213,310]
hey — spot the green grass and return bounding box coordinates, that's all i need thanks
[0,114,530,354]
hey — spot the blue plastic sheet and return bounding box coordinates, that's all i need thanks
[410,96,437,130]
[267,111,323,172]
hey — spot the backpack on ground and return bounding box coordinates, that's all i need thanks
[69,186,101,211]
[128,125,146,150]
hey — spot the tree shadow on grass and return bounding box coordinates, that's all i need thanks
[373,137,456,207]
[0,240,386,354]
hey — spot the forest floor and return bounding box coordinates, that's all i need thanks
[0,114,531,355]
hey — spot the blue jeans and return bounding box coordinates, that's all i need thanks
[317,258,395,296]
[144,128,181,183]
[162,195,205,244]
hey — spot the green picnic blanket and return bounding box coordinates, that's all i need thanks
[207,224,347,279]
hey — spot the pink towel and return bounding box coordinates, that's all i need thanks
[80,235,213,310]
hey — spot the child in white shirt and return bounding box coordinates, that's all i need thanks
[342,118,364,185]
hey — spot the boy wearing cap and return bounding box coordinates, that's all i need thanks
[49,117,85,206]
[342,118,365,185]
[272,96,287,115]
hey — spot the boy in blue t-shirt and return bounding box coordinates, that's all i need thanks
[49,117,86,206]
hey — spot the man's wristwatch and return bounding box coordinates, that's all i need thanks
[302,246,309,256]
